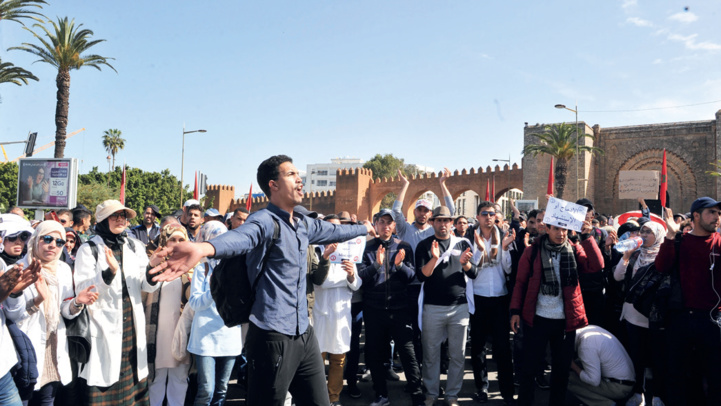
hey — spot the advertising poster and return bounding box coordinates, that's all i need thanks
[16,158,78,210]
[328,236,365,264]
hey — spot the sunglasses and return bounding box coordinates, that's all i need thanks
[479,211,496,217]
[41,235,66,248]
[108,211,127,221]
[6,231,31,243]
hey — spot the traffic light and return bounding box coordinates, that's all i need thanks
[25,132,37,157]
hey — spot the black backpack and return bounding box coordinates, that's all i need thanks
[210,217,280,327]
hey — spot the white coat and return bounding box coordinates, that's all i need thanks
[3,259,78,386]
[312,262,361,354]
[73,235,159,387]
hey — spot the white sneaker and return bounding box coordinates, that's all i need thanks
[370,396,390,406]
[625,393,645,406]
[651,397,665,406]
[424,396,436,406]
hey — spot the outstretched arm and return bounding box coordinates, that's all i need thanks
[439,167,456,215]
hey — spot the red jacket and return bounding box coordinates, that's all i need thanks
[510,236,603,332]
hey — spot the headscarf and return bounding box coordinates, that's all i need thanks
[636,222,665,269]
[26,220,66,335]
[94,218,127,249]
[197,221,227,268]
[156,224,189,251]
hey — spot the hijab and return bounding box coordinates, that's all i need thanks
[636,222,665,269]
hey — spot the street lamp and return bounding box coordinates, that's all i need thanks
[106,155,112,186]
[493,154,511,214]
[308,170,317,210]
[555,103,580,200]
[180,125,207,206]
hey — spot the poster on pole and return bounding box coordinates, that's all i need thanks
[544,197,588,232]
[618,170,659,200]
[516,199,538,213]
[16,158,78,210]
[328,236,365,264]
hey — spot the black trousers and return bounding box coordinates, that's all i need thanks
[364,306,423,403]
[246,323,329,406]
[518,316,575,406]
[343,301,364,386]
[666,309,721,405]
[470,294,515,400]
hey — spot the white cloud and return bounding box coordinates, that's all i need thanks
[668,12,699,23]
[621,0,637,10]
[627,17,653,27]
[652,58,662,64]
[668,33,721,51]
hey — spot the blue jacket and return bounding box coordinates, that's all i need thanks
[209,203,368,336]
[6,318,37,390]
[358,237,415,310]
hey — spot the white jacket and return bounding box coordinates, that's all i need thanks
[3,259,78,386]
[73,235,159,387]
[312,262,361,354]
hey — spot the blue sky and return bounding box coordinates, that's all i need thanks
[1,1,720,202]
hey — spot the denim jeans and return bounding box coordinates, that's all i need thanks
[0,371,22,406]
[193,355,236,406]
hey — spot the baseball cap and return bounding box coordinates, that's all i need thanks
[416,199,432,211]
[204,208,222,218]
[374,209,394,223]
[690,197,721,214]
[183,199,200,207]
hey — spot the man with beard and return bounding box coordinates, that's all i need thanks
[130,205,161,245]
[184,204,204,242]
[658,198,721,405]
[149,155,374,406]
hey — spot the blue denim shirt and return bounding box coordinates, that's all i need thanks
[208,203,368,336]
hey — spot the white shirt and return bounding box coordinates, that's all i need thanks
[575,325,635,386]
[613,260,649,328]
[471,229,512,297]
[313,262,361,354]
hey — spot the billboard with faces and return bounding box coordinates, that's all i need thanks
[16,158,78,210]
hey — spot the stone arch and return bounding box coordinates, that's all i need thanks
[611,149,696,214]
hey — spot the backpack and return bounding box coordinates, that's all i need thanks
[210,216,281,328]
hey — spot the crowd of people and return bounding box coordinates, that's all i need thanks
[1,154,720,406]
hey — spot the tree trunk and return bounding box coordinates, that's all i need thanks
[555,158,569,200]
[53,69,71,158]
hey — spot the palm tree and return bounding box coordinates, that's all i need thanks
[0,0,46,25]
[10,16,116,158]
[0,56,38,85]
[523,122,603,199]
[102,128,125,169]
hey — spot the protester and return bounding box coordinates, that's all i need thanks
[657,200,721,405]
[187,221,241,406]
[510,221,604,406]
[313,215,361,406]
[145,224,192,406]
[567,325,635,406]
[150,155,374,406]
[71,206,93,243]
[575,198,608,327]
[613,222,666,406]
[130,205,161,245]
[415,206,477,406]
[229,208,249,230]
[4,221,98,405]
[358,209,423,406]
[73,200,160,405]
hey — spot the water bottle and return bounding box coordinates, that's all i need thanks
[615,236,643,252]
[617,231,630,242]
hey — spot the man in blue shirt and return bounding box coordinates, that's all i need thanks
[151,155,373,406]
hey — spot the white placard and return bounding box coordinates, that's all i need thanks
[328,236,366,263]
[619,170,659,200]
[544,197,588,232]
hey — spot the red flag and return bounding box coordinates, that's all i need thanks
[485,179,490,201]
[246,184,253,211]
[491,175,496,203]
[660,149,667,207]
[193,172,199,200]
[119,165,126,204]
[547,157,554,195]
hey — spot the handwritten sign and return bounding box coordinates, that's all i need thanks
[619,170,659,200]
[328,236,366,263]
[544,197,588,232]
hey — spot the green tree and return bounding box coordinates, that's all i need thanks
[102,128,125,169]
[0,162,19,212]
[0,0,46,25]
[364,154,425,209]
[0,57,38,85]
[522,122,603,199]
[10,16,116,158]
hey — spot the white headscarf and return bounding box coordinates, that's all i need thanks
[636,222,666,269]
[26,220,66,334]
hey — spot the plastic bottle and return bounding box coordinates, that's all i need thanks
[617,231,630,242]
[615,236,643,252]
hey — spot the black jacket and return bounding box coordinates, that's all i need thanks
[358,237,415,310]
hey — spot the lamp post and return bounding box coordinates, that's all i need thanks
[180,125,207,207]
[106,155,112,186]
[554,103,579,200]
[308,170,316,210]
[493,154,511,215]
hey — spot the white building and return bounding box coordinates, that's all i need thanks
[303,157,365,193]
